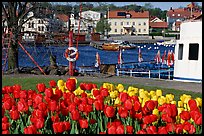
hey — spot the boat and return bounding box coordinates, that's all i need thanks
[102,40,136,51]
[173,20,202,83]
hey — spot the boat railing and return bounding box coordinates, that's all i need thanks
[116,67,174,80]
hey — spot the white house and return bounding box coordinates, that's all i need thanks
[108,10,149,35]
[173,20,202,82]
[71,10,101,33]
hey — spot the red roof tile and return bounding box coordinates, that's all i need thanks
[167,8,201,19]
[149,22,168,28]
[55,14,69,22]
[108,10,149,18]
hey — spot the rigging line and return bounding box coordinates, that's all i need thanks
[76,2,83,50]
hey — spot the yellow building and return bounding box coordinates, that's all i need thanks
[108,10,149,35]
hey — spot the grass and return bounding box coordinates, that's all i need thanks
[2,76,202,101]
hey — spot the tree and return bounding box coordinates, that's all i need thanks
[95,17,111,35]
[2,2,39,72]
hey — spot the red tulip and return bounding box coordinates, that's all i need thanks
[33,94,43,105]
[71,110,80,121]
[2,116,8,123]
[73,96,81,105]
[135,112,143,120]
[3,99,13,110]
[126,125,133,134]
[114,119,122,126]
[34,118,44,129]
[68,103,76,112]
[183,121,191,132]
[81,97,88,105]
[81,92,87,98]
[79,83,86,90]
[78,103,86,112]
[38,102,47,111]
[79,119,89,129]
[66,78,76,92]
[188,99,199,111]
[165,123,176,133]
[27,90,36,99]
[190,110,202,125]
[53,122,66,134]
[87,97,94,105]
[100,88,109,97]
[158,126,168,134]
[90,119,97,124]
[63,121,71,131]
[116,125,124,134]
[2,122,10,131]
[45,88,53,98]
[108,125,116,134]
[61,108,69,116]
[93,89,100,97]
[180,111,190,121]
[13,89,20,99]
[85,104,93,114]
[170,104,178,118]
[104,105,115,118]
[36,83,46,93]
[134,100,141,112]
[19,90,27,99]
[124,99,133,110]
[17,100,27,112]
[137,130,147,134]
[94,100,104,111]
[189,124,196,134]
[85,83,93,91]
[118,106,128,118]
[119,92,128,103]
[145,100,156,111]
[48,100,58,112]
[161,114,173,123]
[99,132,106,134]
[146,125,157,134]
[2,130,10,134]
[175,124,183,134]
[24,125,37,134]
[9,109,20,120]
[51,114,60,123]
[49,80,57,87]
[92,83,97,89]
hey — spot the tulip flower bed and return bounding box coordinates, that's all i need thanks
[2,78,202,134]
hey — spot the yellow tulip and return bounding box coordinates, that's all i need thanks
[59,86,65,93]
[128,86,138,94]
[171,101,176,105]
[123,90,127,93]
[138,97,143,104]
[166,94,174,102]
[114,97,121,105]
[128,91,136,97]
[156,89,162,96]
[183,97,191,104]
[52,88,56,94]
[178,101,183,108]
[152,109,160,117]
[117,84,124,92]
[142,97,150,107]
[177,107,184,116]
[149,90,156,98]
[73,87,84,96]
[57,80,65,88]
[139,90,147,99]
[180,118,185,124]
[151,95,158,101]
[195,97,202,107]
[110,91,118,99]
[158,96,166,105]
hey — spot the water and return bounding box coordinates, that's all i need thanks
[3,43,175,70]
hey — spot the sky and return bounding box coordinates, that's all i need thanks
[108,2,202,10]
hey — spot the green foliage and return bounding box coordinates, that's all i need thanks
[95,17,111,35]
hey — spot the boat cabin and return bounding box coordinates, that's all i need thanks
[173,21,202,82]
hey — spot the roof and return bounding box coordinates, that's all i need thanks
[149,22,168,28]
[55,14,69,22]
[108,10,149,18]
[167,8,201,19]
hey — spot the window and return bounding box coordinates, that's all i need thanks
[121,22,123,25]
[38,26,40,31]
[115,22,117,26]
[127,22,129,25]
[42,26,44,31]
[139,22,141,25]
[143,22,146,25]
[178,14,180,16]
[138,29,141,32]
[133,22,135,25]
[143,29,146,32]
[189,43,199,60]
[115,29,117,32]
[32,22,34,28]
[121,29,123,32]
[178,44,183,60]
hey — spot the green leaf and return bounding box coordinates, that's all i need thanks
[70,121,76,134]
